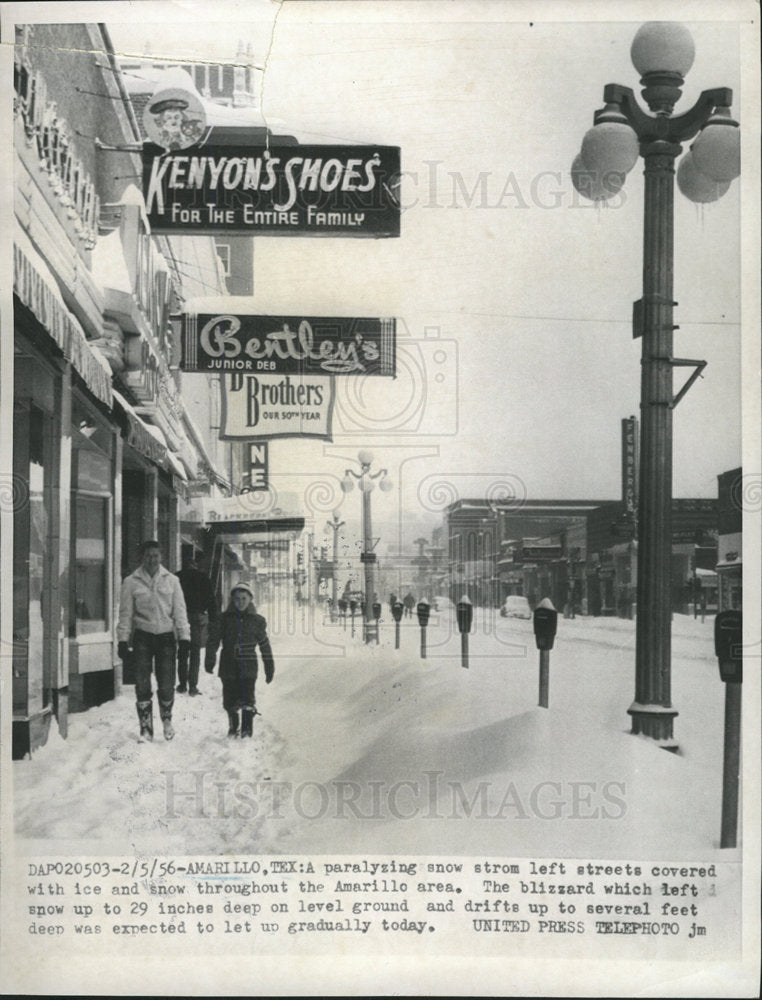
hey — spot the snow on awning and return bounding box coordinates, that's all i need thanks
[113,390,167,467]
[91,228,132,295]
[14,225,113,407]
[166,451,187,481]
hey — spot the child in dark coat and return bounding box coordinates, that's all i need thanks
[205,582,274,737]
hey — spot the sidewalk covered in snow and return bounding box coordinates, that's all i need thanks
[13,610,735,862]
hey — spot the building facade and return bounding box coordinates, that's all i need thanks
[716,467,742,612]
[119,40,260,109]
[443,496,720,617]
[11,24,232,757]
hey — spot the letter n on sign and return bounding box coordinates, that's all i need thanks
[247,442,268,492]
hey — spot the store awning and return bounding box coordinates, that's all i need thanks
[113,390,168,466]
[207,517,305,537]
[167,451,188,481]
[13,225,112,407]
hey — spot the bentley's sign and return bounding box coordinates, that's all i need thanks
[182,313,396,378]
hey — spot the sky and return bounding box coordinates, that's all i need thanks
[17,1,754,543]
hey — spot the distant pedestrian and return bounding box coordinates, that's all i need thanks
[175,552,217,696]
[205,582,274,738]
[117,540,190,742]
[402,591,416,618]
[389,592,398,612]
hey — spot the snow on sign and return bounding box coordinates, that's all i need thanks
[219,372,335,441]
[142,142,401,236]
[183,313,396,377]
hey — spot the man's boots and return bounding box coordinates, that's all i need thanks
[158,698,175,741]
[241,706,256,738]
[136,700,153,743]
[227,710,239,737]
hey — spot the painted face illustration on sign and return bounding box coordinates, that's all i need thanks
[144,88,207,151]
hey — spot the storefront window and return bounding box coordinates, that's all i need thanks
[13,399,52,715]
[71,402,113,636]
[73,495,108,632]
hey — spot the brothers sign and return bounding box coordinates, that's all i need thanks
[183,313,396,377]
[143,142,400,237]
[220,373,335,441]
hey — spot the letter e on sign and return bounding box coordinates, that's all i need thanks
[248,442,269,491]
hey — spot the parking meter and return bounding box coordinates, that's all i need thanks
[456,596,473,634]
[533,598,557,708]
[456,595,473,670]
[416,600,430,659]
[533,602,558,651]
[715,610,742,683]
[391,600,404,650]
[715,609,743,848]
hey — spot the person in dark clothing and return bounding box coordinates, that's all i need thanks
[205,582,274,738]
[402,591,416,617]
[175,553,217,696]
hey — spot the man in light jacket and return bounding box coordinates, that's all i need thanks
[117,540,190,742]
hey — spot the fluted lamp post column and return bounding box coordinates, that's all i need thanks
[341,450,393,643]
[325,510,345,620]
[573,22,740,747]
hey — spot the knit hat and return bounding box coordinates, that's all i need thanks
[231,581,254,599]
[149,97,189,114]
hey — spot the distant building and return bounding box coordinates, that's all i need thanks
[444,496,720,615]
[447,499,605,609]
[119,40,260,108]
[716,468,742,611]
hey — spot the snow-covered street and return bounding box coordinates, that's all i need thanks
[13,609,737,861]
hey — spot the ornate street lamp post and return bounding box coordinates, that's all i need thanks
[325,510,345,620]
[341,450,393,643]
[574,22,740,747]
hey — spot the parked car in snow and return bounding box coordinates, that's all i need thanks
[500,595,532,619]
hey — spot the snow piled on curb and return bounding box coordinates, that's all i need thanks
[13,612,736,861]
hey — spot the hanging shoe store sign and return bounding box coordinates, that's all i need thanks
[182,313,396,377]
[142,141,401,237]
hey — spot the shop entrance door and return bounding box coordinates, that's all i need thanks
[13,400,54,755]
